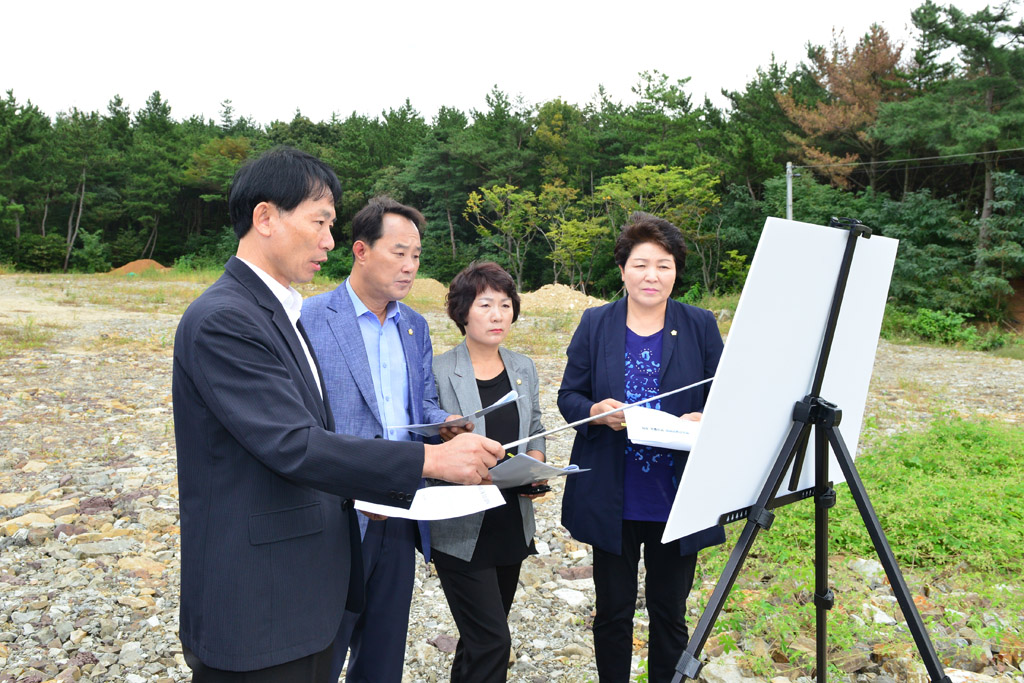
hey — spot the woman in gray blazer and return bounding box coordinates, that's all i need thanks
[431,261,546,683]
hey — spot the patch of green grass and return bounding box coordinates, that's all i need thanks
[991,339,1024,360]
[139,266,222,284]
[742,417,1024,572]
[0,317,61,357]
[691,417,1024,678]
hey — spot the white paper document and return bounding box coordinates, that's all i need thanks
[488,455,589,489]
[395,390,519,437]
[355,485,505,521]
[624,406,702,451]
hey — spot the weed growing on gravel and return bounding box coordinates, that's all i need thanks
[88,332,173,353]
[0,317,60,357]
[505,312,577,357]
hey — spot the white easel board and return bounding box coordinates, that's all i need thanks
[663,217,898,542]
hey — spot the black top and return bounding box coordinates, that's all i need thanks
[433,368,535,569]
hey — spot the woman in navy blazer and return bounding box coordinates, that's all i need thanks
[558,212,725,682]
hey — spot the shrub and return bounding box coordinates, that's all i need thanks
[678,282,703,306]
[908,308,977,345]
[13,233,66,272]
[174,226,237,271]
[716,249,750,293]
[72,229,112,273]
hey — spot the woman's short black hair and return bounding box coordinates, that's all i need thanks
[351,196,425,247]
[228,146,343,239]
[613,211,688,281]
[446,261,521,335]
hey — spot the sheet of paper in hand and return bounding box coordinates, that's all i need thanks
[624,405,701,451]
[394,390,519,437]
[488,455,588,489]
[355,484,505,521]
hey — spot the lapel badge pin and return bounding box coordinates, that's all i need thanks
[516,378,522,385]
[408,328,413,335]
[670,329,678,336]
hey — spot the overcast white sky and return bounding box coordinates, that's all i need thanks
[2,0,1004,125]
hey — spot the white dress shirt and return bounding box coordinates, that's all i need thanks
[237,257,323,398]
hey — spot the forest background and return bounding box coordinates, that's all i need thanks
[2,1,1024,331]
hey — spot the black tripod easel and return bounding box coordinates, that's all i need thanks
[671,218,951,683]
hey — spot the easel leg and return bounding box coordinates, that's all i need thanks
[671,421,811,683]
[814,424,836,683]
[826,427,951,683]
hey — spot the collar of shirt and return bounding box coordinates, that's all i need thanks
[237,257,304,326]
[344,278,402,325]
[236,256,322,398]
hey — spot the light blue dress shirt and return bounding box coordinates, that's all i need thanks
[345,279,414,442]
[345,279,415,538]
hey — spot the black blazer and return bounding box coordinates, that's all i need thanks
[172,257,423,671]
[557,297,726,556]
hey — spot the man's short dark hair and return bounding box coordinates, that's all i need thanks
[446,261,521,335]
[351,196,425,247]
[613,211,688,287]
[228,146,343,239]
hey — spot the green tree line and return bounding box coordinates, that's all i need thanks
[2,1,1023,321]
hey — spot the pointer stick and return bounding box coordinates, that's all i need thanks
[501,376,715,452]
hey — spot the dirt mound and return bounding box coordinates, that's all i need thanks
[521,283,605,312]
[110,259,171,275]
[409,277,448,300]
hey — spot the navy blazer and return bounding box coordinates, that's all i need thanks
[557,296,726,556]
[301,281,449,551]
[173,257,423,671]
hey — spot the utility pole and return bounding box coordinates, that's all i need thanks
[786,162,794,220]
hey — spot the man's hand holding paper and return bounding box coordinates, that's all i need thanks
[488,453,588,488]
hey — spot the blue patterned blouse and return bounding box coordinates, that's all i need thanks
[622,327,677,521]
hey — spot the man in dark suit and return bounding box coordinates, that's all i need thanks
[302,197,458,682]
[173,146,500,682]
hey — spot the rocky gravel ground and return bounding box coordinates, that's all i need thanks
[1,274,1022,683]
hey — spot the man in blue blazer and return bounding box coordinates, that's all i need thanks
[173,148,500,682]
[302,196,460,682]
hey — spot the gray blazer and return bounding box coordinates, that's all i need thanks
[430,341,546,561]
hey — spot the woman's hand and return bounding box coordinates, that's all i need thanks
[439,414,474,442]
[680,411,703,422]
[590,399,627,431]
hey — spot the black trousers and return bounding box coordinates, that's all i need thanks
[592,520,698,683]
[435,561,522,683]
[182,643,334,683]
